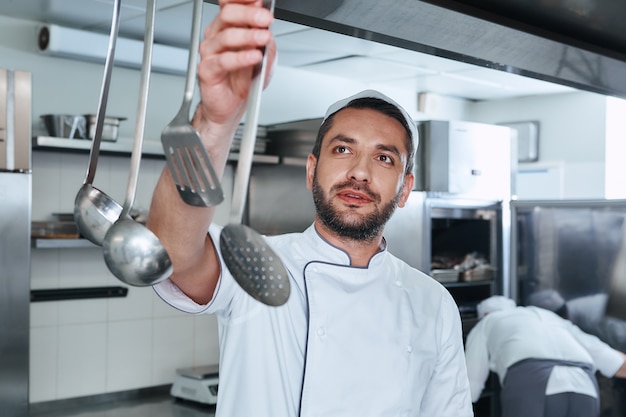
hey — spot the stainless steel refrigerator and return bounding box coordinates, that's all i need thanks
[0,68,32,416]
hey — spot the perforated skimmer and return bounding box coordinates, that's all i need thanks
[219,0,290,307]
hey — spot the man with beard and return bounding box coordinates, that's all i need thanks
[147,1,472,416]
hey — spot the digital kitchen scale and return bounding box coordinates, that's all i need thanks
[170,364,219,405]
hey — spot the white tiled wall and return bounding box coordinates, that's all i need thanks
[29,150,228,403]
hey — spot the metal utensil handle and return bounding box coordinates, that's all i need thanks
[84,0,121,185]
[174,0,203,123]
[229,0,275,224]
[120,0,156,218]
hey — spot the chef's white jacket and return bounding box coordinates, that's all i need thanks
[155,224,473,417]
[464,306,625,402]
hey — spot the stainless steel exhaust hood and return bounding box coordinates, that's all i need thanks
[252,0,626,99]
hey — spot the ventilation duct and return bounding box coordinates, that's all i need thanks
[37,24,188,76]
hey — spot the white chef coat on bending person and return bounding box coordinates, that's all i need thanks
[155,224,473,417]
[464,296,624,415]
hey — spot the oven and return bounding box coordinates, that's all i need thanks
[385,192,507,323]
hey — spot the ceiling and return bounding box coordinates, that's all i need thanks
[0,0,577,101]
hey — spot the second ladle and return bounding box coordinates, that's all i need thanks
[73,0,123,246]
[102,0,172,286]
[219,0,290,307]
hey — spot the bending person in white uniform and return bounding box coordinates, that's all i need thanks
[465,295,626,417]
[146,1,473,416]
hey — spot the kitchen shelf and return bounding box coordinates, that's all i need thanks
[32,136,281,164]
[33,136,164,158]
[31,238,98,249]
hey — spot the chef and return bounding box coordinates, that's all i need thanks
[147,0,473,415]
[465,295,626,417]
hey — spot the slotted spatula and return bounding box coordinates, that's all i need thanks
[161,0,224,207]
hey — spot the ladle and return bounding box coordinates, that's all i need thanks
[219,0,290,307]
[73,0,123,246]
[102,0,172,286]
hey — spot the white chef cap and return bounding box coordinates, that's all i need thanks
[323,89,419,149]
[477,295,517,319]
[527,289,566,312]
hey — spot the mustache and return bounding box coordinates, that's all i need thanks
[331,180,380,202]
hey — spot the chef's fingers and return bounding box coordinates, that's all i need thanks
[208,0,273,45]
[218,0,263,8]
[198,0,274,91]
[193,0,275,129]
[199,1,272,77]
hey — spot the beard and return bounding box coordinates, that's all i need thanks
[311,174,401,242]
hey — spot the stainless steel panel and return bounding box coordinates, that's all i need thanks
[512,199,626,416]
[265,0,626,99]
[421,0,626,61]
[0,172,31,416]
[247,163,315,236]
[384,191,428,271]
[0,66,31,416]
[513,200,626,304]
